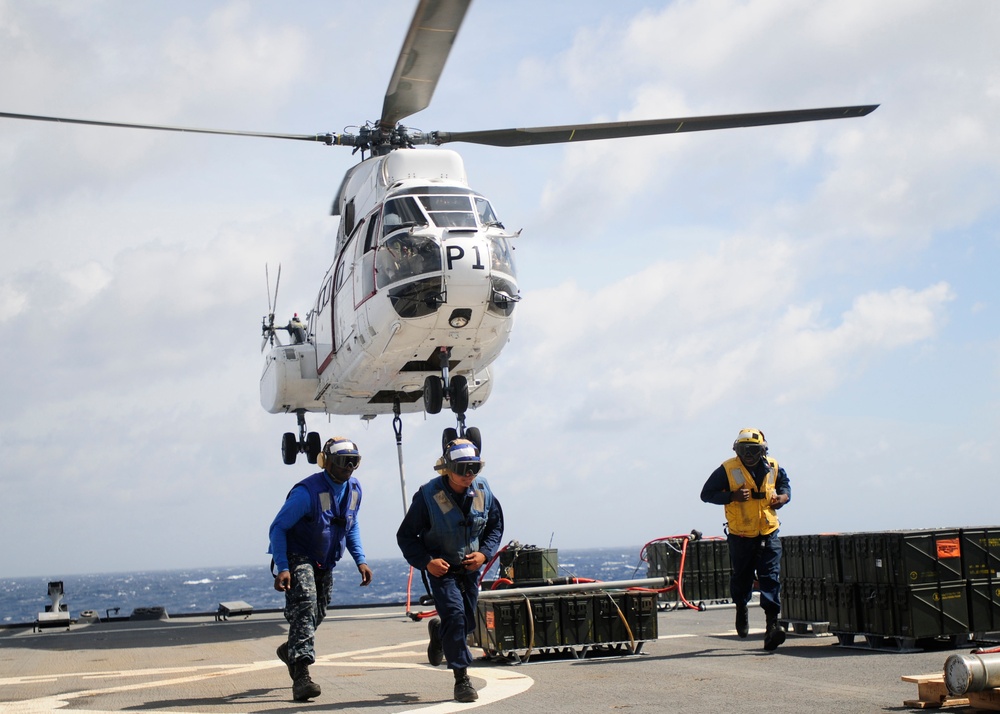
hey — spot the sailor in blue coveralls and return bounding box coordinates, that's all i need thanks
[397,439,504,703]
[701,428,791,651]
[268,437,374,701]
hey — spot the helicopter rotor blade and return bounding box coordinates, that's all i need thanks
[379,0,471,130]
[271,264,282,316]
[0,111,336,143]
[265,264,274,315]
[429,104,879,148]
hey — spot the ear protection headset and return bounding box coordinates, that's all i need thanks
[317,437,361,471]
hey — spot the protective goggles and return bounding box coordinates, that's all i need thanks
[450,461,483,477]
[736,443,765,458]
[330,454,360,470]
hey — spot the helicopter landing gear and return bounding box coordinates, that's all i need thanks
[422,373,469,414]
[422,347,480,454]
[466,425,482,453]
[281,409,321,465]
[423,347,470,415]
[441,416,482,453]
[449,374,469,414]
[423,375,443,414]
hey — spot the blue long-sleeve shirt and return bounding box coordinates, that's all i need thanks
[268,474,366,573]
[396,476,504,571]
[700,459,791,506]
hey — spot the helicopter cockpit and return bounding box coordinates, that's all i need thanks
[374,187,517,320]
[376,191,513,282]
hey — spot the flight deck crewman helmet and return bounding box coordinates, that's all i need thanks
[318,437,361,471]
[440,438,484,477]
[733,428,767,467]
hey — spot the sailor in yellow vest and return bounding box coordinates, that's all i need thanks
[700,428,791,651]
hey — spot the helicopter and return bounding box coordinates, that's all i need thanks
[0,0,877,467]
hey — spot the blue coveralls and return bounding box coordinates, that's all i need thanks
[397,475,504,670]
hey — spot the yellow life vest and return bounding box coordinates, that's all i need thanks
[723,456,780,538]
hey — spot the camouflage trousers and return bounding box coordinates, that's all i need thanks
[283,553,334,665]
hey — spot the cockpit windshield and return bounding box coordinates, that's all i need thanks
[384,188,503,230]
[376,232,442,288]
[418,194,477,228]
[382,197,428,236]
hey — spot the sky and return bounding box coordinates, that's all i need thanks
[1,0,998,580]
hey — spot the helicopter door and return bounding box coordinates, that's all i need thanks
[354,212,378,308]
[333,222,362,354]
[314,274,334,364]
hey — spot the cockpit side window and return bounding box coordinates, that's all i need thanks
[475,197,502,228]
[488,235,516,277]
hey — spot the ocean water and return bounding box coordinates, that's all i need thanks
[0,546,648,626]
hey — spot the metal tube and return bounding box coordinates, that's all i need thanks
[945,653,1000,695]
[479,576,673,599]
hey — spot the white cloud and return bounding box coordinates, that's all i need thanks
[1,0,999,576]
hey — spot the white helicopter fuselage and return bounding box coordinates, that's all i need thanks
[260,148,519,418]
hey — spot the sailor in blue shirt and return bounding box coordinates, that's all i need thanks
[269,436,373,702]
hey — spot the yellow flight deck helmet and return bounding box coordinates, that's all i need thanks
[733,428,768,465]
[733,428,767,450]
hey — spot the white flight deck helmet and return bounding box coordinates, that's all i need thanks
[435,438,484,477]
[318,437,361,482]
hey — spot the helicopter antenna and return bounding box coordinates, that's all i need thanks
[261,263,282,352]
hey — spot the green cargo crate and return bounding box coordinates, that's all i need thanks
[832,582,861,634]
[968,579,1000,634]
[962,528,1000,580]
[886,581,968,639]
[476,598,529,654]
[838,535,860,584]
[593,593,629,644]
[527,597,561,649]
[882,529,963,586]
[499,547,559,583]
[559,594,594,646]
[819,534,842,583]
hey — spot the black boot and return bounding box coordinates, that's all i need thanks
[764,611,786,651]
[735,605,749,638]
[275,641,294,681]
[427,617,443,666]
[453,668,478,703]
[292,661,322,701]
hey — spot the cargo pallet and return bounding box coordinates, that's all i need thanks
[475,591,659,665]
[834,631,972,653]
[902,673,1000,710]
[778,618,831,636]
[479,639,652,664]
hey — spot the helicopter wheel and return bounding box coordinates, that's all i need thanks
[442,427,459,452]
[449,375,469,414]
[423,376,443,414]
[305,431,321,464]
[465,426,482,453]
[281,432,298,465]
